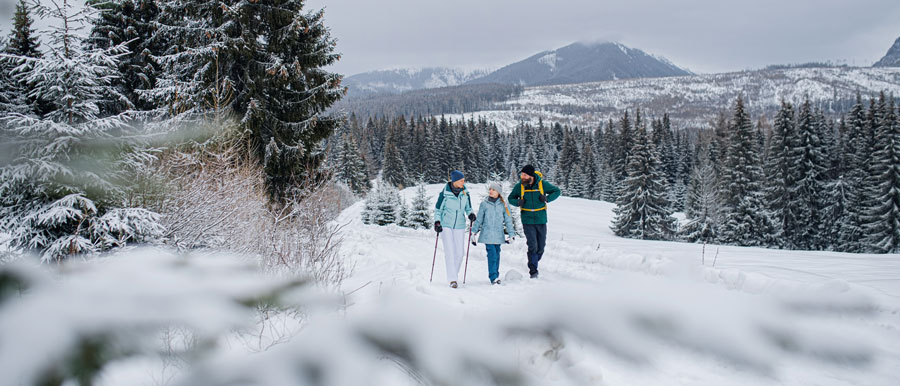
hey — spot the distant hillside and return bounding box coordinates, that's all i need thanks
[342,67,489,96]
[467,41,692,87]
[441,67,900,131]
[874,37,900,67]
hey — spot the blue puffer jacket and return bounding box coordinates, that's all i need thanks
[472,197,516,244]
[434,183,473,230]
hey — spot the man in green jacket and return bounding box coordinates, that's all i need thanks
[507,165,561,279]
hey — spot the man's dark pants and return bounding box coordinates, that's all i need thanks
[523,223,547,275]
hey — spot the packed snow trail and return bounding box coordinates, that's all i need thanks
[336,183,900,386]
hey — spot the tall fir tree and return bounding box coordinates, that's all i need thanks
[611,115,675,240]
[154,0,344,201]
[569,141,597,199]
[408,183,433,229]
[1,0,43,114]
[682,143,719,243]
[717,96,773,246]
[864,94,900,253]
[86,0,162,112]
[381,124,407,188]
[764,101,797,248]
[837,94,869,252]
[791,99,830,249]
[556,128,580,190]
[336,133,371,195]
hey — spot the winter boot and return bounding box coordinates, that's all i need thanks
[450,281,458,288]
[492,279,501,285]
[530,272,539,279]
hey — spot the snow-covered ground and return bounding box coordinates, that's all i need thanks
[338,183,900,386]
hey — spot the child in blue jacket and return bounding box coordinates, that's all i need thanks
[471,182,516,284]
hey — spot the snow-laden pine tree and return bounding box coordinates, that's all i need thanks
[864,94,900,253]
[397,197,411,228]
[381,124,407,188]
[336,133,371,196]
[361,188,378,225]
[374,184,403,226]
[556,129,580,190]
[569,141,597,199]
[837,95,869,252]
[611,116,676,240]
[681,143,718,242]
[408,183,433,229]
[85,0,162,112]
[1,0,42,115]
[764,101,798,248]
[717,96,773,246]
[789,100,831,249]
[0,0,162,261]
[152,0,343,201]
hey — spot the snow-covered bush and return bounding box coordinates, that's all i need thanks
[361,182,407,227]
[407,183,433,229]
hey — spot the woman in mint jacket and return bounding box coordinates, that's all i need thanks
[434,170,475,288]
[471,182,516,284]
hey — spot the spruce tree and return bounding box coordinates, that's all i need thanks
[682,144,719,243]
[154,0,343,201]
[374,184,403,226]
[0,0,162,260]
[611,116,675,240]
[408,183,433,229]
[556,129,580,190]
[570,141,597,199]
[86,0,162,112]
[837,94,869,252]
[717,96,773,246]
[765,101,797,248]
[2,0,43,114]
[864,94,900,253]
[381,125,407,188]
[791,99,830,249]
[7,0,41,57]
[336,133,371,195]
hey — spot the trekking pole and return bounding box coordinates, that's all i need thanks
[430,232,439,282]
[463,221,473,284]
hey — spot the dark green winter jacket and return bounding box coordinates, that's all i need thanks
[507,175,561,225]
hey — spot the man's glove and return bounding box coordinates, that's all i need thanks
[516,197,525,207]
[539,194,547,203]
[434,221,442,233]
[468,212,477,222]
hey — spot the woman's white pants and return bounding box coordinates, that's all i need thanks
[441,228,467,282]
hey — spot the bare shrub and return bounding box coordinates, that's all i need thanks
[145,137,348,288]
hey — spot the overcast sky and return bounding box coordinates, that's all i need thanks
[304,0,900,76]
[1,0,897,76]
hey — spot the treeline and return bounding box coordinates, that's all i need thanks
[331,83,523,118]
[330,92,900,254]
[327,109,694,207]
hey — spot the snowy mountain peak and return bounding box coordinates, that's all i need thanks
[468,41,692,87]
[874,36,900,67]
[343,67,490,96]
